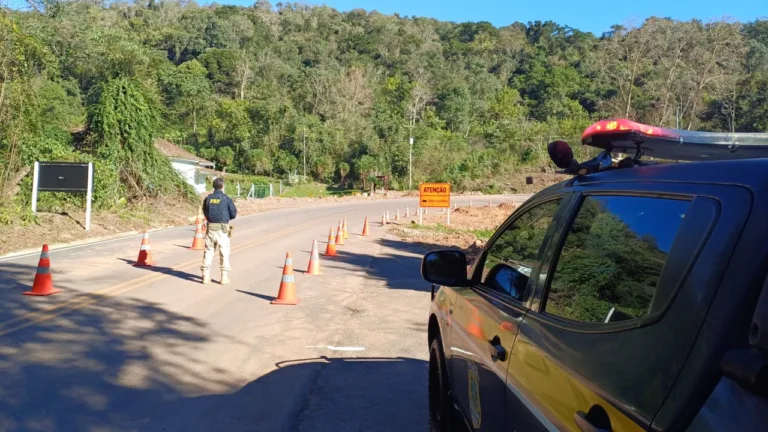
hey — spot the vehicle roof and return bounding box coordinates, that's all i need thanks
[550,158,768,191]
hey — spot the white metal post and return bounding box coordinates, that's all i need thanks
[31,162,39,214]
[447,207,451,226]
[409,136,413,190]
[85,162,93,231]
[418,207,423,225]
[237,183,241,198]
[303,128,307,182]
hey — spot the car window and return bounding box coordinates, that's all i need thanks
[481,199,562,301]
[544,195,690,324]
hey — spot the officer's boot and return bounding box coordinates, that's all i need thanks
[220,271,230,285]
[202,270,211,285]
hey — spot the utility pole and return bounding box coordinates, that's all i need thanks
[303,127,307,182]
[408,111,415,191]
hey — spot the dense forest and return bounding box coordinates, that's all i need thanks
[1,1,767,214]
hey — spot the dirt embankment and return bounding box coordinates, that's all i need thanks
[387,202,519,262]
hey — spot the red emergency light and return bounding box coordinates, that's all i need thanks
[581,118,679,141]
[579,118,768,162]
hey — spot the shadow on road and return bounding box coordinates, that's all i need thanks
[236,289,275,302]
[117,258,201,283]
[320,237,441,293]
[145,356,428,432]
[0,290,234,431]
[0,261,58,322]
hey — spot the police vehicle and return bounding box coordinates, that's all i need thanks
[423,119,768,431]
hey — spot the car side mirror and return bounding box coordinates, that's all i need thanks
[421,250,470,287]
[548,140,576,169]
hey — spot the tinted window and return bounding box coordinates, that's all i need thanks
[482,199,562,301]
[545,195,689,324]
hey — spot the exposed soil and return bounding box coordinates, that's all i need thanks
[387,203,518,262]
[5,198,197,256]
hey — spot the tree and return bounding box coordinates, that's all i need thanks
[338,162,350,184]
[1,2,765,214]
[273,150,298,175]
[159,59,212,135]
[88,76,190,201]
[244,149,272,174]
[313,155,334,182]
[215,146,235,169]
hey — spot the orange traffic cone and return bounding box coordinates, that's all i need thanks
[307,240,321,275]
[23,245,60,296]
[134,229,154,266]
[361,216,370,236]
[343,218,349,239]
[325,228,338,256]
[272,252,299,305]
[190,215,205,250]
[335,221,345,246]
[381,213,387,226]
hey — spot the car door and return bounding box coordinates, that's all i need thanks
[447,196,568,430]
[504,184,743,431]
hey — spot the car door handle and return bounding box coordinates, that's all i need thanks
[574,409,612,432]
[488,335,506,362]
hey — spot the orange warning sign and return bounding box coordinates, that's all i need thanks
[419,183,451,208]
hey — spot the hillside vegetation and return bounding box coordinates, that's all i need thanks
[1,2,766,219]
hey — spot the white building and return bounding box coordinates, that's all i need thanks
[155,139,216,194]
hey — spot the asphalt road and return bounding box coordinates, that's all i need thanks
[0,195,529,432]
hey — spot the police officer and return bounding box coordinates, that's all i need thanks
[201,177,237,284]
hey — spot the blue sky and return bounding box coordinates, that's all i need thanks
[4,0,765,35]
[296,0,766,34]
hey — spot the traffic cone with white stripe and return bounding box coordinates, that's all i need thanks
[272,252,298,305]
[134,229,154,266]
[396,209,400,220]
[343,218,349,239]
[381,213,387,226]
[335,221,345,246]
[190,214,205,250]
[325,228,338,257]
[307,240,321,275]
[24,245,60,296]
[405,207,409,217]
[361,216,370,236]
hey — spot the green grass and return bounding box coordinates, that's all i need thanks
[279,183,358,198]
[221,174,278,187]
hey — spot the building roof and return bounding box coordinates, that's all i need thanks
[154,139,215,167]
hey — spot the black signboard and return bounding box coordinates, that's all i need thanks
[37,162,91,192]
